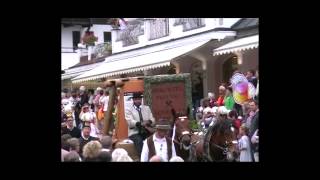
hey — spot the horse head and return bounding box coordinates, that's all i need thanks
[171,108,193,150]
[207,117,237,161]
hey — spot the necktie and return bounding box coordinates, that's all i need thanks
[137,107,143,123]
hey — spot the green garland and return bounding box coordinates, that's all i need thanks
[143,73,193,119]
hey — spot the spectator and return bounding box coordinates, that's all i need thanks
[61,134,72,161]
[80,103,99,138]
[196,98,207,121]
[79,125,99,156]
[88,89,95,111]
[100,136,113,153]
[241,101,251,125]
[99,90,109,131]
[201,98,215,128]
[67,138,80,154]
[255,69,259,101]
[223,87,235,110]
[115,153,133,162]
[238,125,252,162]
[149,155,164,162]
[112,148,133,162]
[69,89,81,128]
[61,117,81,138]
[216,85,226,106]
[251,129,259,162]
[82,140,102,162]
[61,134,72,151]
[69,90,79,109]
[246,69,257,88]
[169,156,184,162]
[79,86,89,108]
[208,92,216,108]
[97,151,112,162]
[94,87,103,114]
[248,100,259,138]
[64,151,81,162]
[228,110,239,128]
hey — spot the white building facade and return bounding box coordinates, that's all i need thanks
[69,18,259,104]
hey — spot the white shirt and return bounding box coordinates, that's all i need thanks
[99,95,109,112]
[68,97,78,108]
[238,135,252,162]
[90,122,99,138]
[88,95,94,105]
[140,134,176,162]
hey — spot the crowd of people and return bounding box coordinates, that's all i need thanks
[195,69,259,162]
[61,87,184,162]
[61,68,259,162]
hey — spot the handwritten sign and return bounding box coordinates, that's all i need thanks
[151,82,186,120]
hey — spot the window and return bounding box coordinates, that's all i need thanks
[149,18,169,40]
[104,32,111,43]
[115,19,145,47]
[72,31,80,50]
[174,18,205,31]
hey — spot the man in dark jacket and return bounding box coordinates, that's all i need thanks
[61,117,81,138]
[78,125,99,156]
[79,86,89,108]
[246,70,258,88]
[248,99,259,162]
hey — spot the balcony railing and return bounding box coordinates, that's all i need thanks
[174,18,205,31]
[149,18,169,40]
[93,42,112,58]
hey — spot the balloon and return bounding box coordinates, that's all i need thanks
[234,82,248,94]
[233,91,248,105]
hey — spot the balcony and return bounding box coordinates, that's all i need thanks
[93,42,112,58]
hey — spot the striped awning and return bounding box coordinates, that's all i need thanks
[72,40,211,83]
[213,35,258,56]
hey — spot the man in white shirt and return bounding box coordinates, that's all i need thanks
[140,119,176,162]
[125,92,155,155]
[98,90,109,131]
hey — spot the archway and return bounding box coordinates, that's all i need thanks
[222,55,238,84]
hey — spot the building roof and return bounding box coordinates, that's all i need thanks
[231,18,259,30]
[68,56,106,69]
[61,18,112,27]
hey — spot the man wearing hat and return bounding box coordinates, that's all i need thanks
[125,92,155,155]
[140,119,176,162]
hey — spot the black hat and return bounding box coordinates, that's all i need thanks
[132,92,143,99]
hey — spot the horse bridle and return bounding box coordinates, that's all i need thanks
[173,130,194,149]
[203,123,234,161]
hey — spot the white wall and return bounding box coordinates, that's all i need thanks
[61,24,113,70]
[61,53,80,70]
[62,24,113,48]
[111,18,241,53]
[61,25,83,48]
[86,25,113,44]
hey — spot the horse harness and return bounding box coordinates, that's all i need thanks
[203,123,233,162]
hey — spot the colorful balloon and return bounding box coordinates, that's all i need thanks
[230,73,256,105]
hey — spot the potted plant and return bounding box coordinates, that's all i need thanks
[82,31,98,46]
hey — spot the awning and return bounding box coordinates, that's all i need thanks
[213,35,258,56]
[61,62,104,80]
[72,40,211,83]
